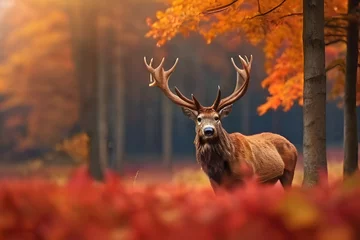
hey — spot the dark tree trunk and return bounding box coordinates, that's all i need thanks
[162,97,172,169]
[95,23,110,179]
[160,47,173,170]
[343,0,359,177]
[240,95,250,135]
[68,1,105,181]
[97,21,125,174]
[103,23,117,170]
[113,41,126,174]
[271,111,279,134]
[302,0,328,186]
[97,21,111,174]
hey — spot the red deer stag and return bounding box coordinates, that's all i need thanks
[143,55,297,193]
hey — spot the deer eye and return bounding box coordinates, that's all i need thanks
[214,116,219,121]
[197,117,202,122]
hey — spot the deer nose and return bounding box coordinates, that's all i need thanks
[203,127,214,136]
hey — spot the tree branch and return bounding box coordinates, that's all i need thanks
[325,29,347,36]
[326,63,345,73]
[325,39,347,45]
[257,0,261,13]
[325,15,351,25]
[202,0,238,15]
[325,61,360,73]
[202,0,288,17]
[325,24,347,29]
[325,34,347,38]
[279,12,302,19]
[250,0,287,19]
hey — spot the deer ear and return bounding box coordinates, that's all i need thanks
[219,105,232,119]
[181,107,198,121]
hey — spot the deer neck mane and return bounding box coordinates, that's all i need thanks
[194,127,234,184]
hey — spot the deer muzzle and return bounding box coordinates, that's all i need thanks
[203,126,215,137]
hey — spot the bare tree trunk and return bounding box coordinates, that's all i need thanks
[302,0,327,186]
[162,97,172,169]
[193,50,205,104]
[343,0,359,177]
[144,107,154,152]
[96,25,108,178]
[113,43,126,174]
[68,1,105,180]
[160,46,173,169]
[101,22,126,174]
[240,95,250,134]
[67,1,90,131]
[105,26,115,169]
[271,111,280,134]
[103,23,120,171]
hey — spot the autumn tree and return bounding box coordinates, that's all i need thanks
[0,0,109,179]
[66,0,167,175]
[1,0,171,174]
[146,0,353,111]
[0,0,78,154]
[146,0,305,113]
[146,0,358,180]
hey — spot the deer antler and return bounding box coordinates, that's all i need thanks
[213,55,253,111]
[144,57,202,111]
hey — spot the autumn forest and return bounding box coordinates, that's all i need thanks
[0,0,359,238]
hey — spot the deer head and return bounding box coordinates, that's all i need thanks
[143,55,252,143]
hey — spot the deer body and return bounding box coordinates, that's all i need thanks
[144,55,298,193]
[197,130,297,192]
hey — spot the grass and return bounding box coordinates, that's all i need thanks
[171,160,345,188]
[0,158,346,190]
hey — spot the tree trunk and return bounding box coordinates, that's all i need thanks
[162,97,172,169]
[113,41,126,174]
[103,23,116,170]
[68,1,105,180]
[343,0,359,177]
[67,1,90,131]
[271,111,279,134]
[302,0,328,186]
[240,95,250,134]
[95,21,110,177]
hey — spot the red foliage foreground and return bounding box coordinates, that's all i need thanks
[0,167,359,240]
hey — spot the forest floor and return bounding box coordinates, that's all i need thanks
[0,147,349,188]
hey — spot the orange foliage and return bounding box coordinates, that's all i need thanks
[0,0,159,153]
[0,167,360,239]
[0,0,78,150]
[326,44,360,107]
[146,0,353,115]
[55,133,89,164]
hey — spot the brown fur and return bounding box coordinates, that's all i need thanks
[192,108,298,193]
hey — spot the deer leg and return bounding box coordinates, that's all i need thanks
[277,142,297,189]
[279,169,294,188]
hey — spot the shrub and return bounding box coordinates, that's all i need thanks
[0,167,359,240]
[55,133,89,164]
